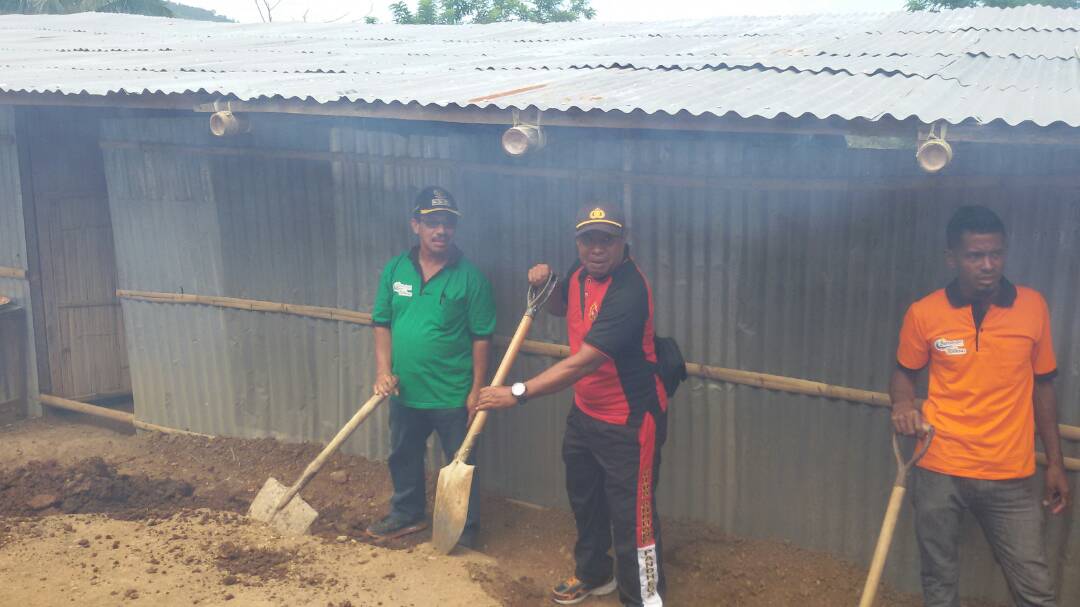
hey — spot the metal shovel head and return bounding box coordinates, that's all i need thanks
[431,459,474,554]
[248,477,319,536]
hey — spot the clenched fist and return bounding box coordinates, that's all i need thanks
[528,263,552,288]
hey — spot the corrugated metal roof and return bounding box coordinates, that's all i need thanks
[0,7,1079,126]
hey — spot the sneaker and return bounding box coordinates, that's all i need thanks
[551,575,617,605]
[365,515,428,540]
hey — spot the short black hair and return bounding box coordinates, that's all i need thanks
[946,205,1006,249]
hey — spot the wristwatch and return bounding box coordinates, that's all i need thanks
[511,382,528,406]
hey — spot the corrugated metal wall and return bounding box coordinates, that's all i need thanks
[93,112,1080,604]
[0,106,39,414]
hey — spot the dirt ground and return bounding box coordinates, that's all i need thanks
[0,414,999,606]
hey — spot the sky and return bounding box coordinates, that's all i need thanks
[179,0,907,24]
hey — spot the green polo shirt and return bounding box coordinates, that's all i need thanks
[372,247,496,409]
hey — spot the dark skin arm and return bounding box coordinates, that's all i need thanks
[889,365,926,436]
[474,344,607,412]
[373,326,398,395]
[467,338,491,423]
[1034,378,1070,514]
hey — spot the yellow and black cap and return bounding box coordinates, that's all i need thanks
[413,186,462,217]
[575,202,625,237]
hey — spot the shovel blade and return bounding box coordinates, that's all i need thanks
[431,460,475,554]
[248,477,319,536]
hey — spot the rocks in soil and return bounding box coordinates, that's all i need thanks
[215,541,294,580]
[27,494,58,510]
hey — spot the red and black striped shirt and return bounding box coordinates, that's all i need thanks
[563,251,668,426]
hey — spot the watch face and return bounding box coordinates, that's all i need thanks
[511,382,526,397]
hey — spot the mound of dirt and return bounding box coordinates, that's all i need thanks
[0,458,196,519]
[466,563,546,607]
[216,541,296,580]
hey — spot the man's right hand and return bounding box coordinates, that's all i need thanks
[891,401,926,436]
[528,263,552,288]
[374,373,399,396]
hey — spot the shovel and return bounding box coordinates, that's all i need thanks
[858,424,935,607]
[248,392,390,535]
[431,274,559,554]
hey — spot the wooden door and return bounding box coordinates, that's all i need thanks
[20,107,129,400]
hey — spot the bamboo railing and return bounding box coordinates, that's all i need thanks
[115,289,1080,462]
[39,393,210,438]
[0,266,27,280]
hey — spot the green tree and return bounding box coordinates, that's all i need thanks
[0,0,174,16]
[907,0,1079,9]
[389,0,594,24]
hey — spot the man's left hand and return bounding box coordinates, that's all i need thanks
[466,388,481,425]
[476,386,517,412]
[1044,464,1071,515]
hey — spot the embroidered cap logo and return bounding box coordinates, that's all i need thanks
[589,207,606,220]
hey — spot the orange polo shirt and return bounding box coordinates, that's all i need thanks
[896,279,1056,480]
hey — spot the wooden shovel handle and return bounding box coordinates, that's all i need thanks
[858,485,907,607]
[452,313,533,464]
[273,392,389,514]
[892,424,935,488]
[859,425,936,607]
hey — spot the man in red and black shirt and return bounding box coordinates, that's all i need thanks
[477,202,668,606]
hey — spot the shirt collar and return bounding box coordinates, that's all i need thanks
[945,276,1017,308]
[409,245,462,268]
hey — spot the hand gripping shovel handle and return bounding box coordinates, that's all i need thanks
[272,391,390,515]
[450,275,558,465]
[858,425,935,607]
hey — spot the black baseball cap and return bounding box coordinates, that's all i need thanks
[575,202,625,237]
[413,186,462,217]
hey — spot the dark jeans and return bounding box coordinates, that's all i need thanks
[387,398,478,532]
[911,467,1056,607]
[563,405,666,607]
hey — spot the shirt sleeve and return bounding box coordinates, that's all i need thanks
[896,303,929,371]
[1032,294,1057,377]
[466,269,497,338]
[584,273,648,358]
[371,257,396,328]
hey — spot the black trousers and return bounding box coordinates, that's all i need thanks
[387,399,478,532]
[563,405,667,607]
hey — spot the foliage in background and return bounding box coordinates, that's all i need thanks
[0,0,242,20]
[907,0,1079,10]
[390,0,594,24]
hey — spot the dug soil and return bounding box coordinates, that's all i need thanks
[0,415,1000,606]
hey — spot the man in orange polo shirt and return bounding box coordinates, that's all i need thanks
[891,205,1070,606]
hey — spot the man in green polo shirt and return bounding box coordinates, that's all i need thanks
[366,186,496,547]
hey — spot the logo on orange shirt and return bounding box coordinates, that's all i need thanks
[588,301,599,321]
[934,337,967,356]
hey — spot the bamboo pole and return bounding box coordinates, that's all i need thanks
[116,290,1080,446]
[40,393,133,424]
[133,419,213,438]
[117,290,373,325]
[1036,452,1080,471]
[40,393,211,438]
[0,266,27,280]
[508,338,1080,449]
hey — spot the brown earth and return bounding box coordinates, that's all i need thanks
[0,414,1001,606]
